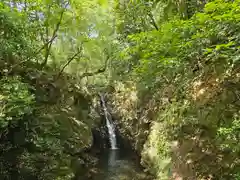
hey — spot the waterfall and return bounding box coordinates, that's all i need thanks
[99,93,118,150]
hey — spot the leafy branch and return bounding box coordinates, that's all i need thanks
[79,49,110,79]
[148,12,159,30]
[40,1,70,68]
[55,44,84,80]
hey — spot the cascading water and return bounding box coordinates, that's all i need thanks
[90,94,151,180]
[99,93,118,150]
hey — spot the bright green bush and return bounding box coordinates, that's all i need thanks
[0,76,35,128]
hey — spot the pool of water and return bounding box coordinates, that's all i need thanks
[90,149,152,180]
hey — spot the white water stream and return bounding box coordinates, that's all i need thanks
[99,93,118,150]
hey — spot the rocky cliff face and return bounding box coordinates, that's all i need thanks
[106,68,240,180]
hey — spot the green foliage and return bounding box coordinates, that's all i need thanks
[2,0,240,179]
[0,76,34,128]
[0,4,31,61]
[112,0,240,179]
[117,0,240,86]
[218,113,240,153]
[0,0,112,179]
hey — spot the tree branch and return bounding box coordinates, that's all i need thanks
[43,8,50,66]
[24,0,27,11]
[56,45,84,80]
[41,2,69,68]
[148,12,159,30]
[7,34,57,73]
[79,51,110,79]
[79,66,107,79]
[6,3,69,75]
[35,34,58,55]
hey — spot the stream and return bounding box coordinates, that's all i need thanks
[92,149,149,180]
